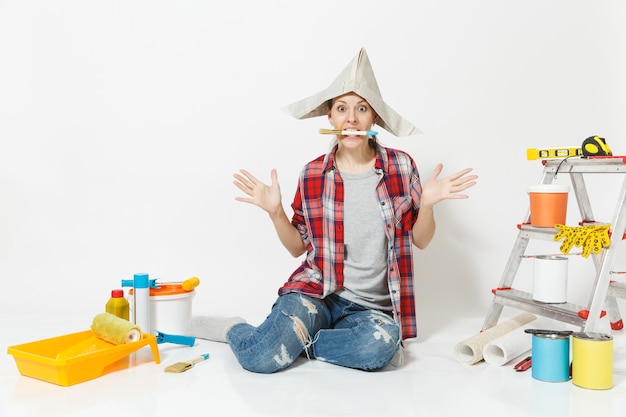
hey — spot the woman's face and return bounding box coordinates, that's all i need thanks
[327,93,378,147]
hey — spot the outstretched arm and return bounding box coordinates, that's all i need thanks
[412,164,478,249]
[233,169,307,257]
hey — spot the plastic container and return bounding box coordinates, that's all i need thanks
[7,331,160,386]
[105,289,130,320]
[133,273,151,336]
[528,184,569,227]
[130,283,195,334]
[572,332,613,390]
[531,333,570,383]
[122,273,152,334]
[532,255,568,303]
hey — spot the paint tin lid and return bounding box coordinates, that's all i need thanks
[130,284,194,297]
[534,333,570,340]
[528,184,570,193]
[572,332,613,341]
[535,255,567,261]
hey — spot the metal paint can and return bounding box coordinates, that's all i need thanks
[571,332,613,390]
[532,255,568,303]
[531,333,570,383]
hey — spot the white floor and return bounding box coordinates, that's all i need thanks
[2,313,625,417]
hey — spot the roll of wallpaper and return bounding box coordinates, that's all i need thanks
[483,317,554,366]
[91,312,142,345]
[454,312,536,365]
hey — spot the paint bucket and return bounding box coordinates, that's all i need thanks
[528,184,569,227]
[130,284,195,334]
[531,333,570,383]
[571,332,613,390]
[532,255,568,303]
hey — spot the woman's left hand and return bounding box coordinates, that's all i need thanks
[420,163,477,207]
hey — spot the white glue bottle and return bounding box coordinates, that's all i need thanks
[122,273,151,334]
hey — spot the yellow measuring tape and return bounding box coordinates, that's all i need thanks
[526,147,583,160]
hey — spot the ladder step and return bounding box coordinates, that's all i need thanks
[544,157,626,173]
[492,289,586,327]
[517,224,558,241]
[608,281,626,298]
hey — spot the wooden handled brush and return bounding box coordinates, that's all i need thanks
[319,128,378,136]
[164,353,210,373]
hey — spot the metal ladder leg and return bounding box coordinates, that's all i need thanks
[481,233,531,331]
[583,175,626,332]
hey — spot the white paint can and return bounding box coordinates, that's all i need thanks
[532,255,568,303]
[130,284,195,334]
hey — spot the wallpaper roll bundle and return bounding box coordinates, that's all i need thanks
[482,317,555,366]
[91,312,142,345]
[454,312,536,365]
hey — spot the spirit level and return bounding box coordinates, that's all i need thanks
[526,147,583,160]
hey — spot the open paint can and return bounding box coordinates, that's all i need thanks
[572,332,613,390]
[531,333,570,383]
[532,255,568,303]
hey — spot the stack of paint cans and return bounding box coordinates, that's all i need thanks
[528,329,613,389]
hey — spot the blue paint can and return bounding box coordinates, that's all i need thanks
[531,333,570,382]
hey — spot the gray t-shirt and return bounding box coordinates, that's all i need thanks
[335,168,391,311]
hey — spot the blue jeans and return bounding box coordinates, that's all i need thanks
[226,292,401,373]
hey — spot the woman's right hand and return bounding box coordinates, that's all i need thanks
[233,169,283,216]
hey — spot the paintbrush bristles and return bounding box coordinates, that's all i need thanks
[164,353,210,373]
[164,362,193,373]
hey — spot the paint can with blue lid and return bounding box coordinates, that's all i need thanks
[531,332,570,383]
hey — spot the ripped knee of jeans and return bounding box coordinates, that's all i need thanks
[290,315,314,359]
[299,295,318,315]
[369,310,398,344]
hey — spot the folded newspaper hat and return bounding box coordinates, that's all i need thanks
[282,48,421,137]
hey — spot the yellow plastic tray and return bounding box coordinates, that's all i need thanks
[7,330,161,386]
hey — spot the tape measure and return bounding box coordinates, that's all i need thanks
[526,147,582,160]
[582,136,612,157]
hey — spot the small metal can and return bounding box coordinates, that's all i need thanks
[532,333,570,383]
[572,332,613,390]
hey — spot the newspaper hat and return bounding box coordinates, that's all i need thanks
[282,48,421,137]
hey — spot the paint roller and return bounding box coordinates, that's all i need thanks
[91,312,142,345]
[54,313,143,360]
[93,308,196,348]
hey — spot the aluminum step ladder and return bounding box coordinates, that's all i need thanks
[482,157,626,333]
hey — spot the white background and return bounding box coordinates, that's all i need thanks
[1,0,625,333]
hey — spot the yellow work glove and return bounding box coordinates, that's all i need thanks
[588,225,611,257]
[554,224,611,258]
[554,224,576,255]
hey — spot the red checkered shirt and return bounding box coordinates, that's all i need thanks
[278,144,422,340]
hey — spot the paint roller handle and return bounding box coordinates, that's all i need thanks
[149,277,201,291]
[524,329,573,337]
[155,331,196,346]
[182,277,200,291]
